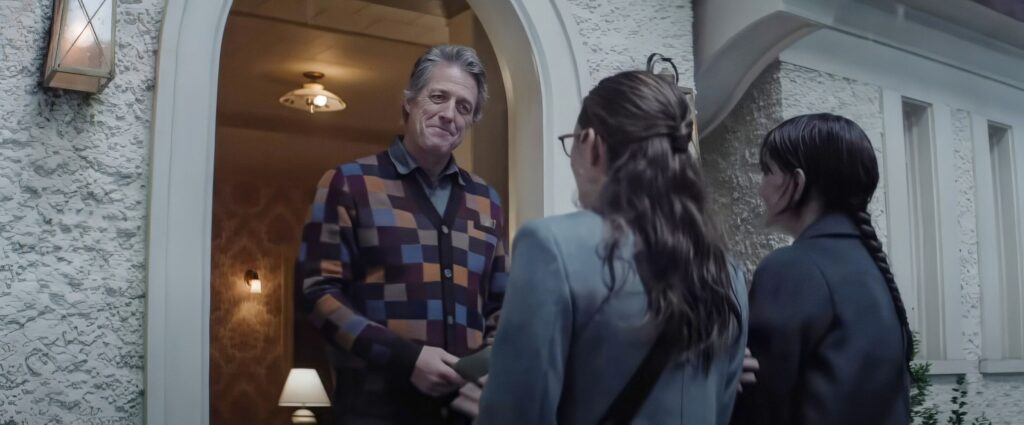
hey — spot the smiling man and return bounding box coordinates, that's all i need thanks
[295,45,508,425]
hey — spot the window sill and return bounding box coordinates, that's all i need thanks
[917,360,976,375]
[980,359,1024,374]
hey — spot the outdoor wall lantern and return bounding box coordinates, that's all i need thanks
[43,0,117,93]
[646,53,700,159]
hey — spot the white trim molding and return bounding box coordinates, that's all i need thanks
[881,89,917,326]
[932,102,967,362]
[881,89,967,366]
[974,111,1005,362]
[146,0,231,423]
[980,360,1024,375]
[926,360,977,376]
[146,1,586,424]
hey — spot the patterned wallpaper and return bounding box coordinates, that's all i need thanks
[209,176,314,425]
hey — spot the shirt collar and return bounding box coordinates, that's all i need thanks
[388,136,464,185]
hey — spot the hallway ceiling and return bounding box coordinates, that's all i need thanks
[231,0,464,46]
[217,2,454,172]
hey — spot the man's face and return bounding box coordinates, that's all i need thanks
[403,64,478,158]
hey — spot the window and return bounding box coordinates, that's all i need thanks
[978,122,1024,372]
[884,91,967,372]
[988,123,1022,358]
[902,99,946,359]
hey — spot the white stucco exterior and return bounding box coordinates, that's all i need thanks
[0,0,161,423]
[702,23,1024,423]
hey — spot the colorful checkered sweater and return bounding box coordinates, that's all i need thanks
[295,147,508,402]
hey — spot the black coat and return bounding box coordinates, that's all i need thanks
[731,213,910,425]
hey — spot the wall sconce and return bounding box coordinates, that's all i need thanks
[646,53,700,160]
[244,269,262,294]
[43,0,117,93]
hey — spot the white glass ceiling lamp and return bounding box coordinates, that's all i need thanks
[279,72,346,114]
[44,0,117,93]
[279,368,330,424]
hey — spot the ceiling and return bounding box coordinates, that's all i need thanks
[217,1,457,173]
[230,0,467,46]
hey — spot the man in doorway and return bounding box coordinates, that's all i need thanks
[295,44,508,425]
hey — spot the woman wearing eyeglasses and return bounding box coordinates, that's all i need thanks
[473,71,748,425]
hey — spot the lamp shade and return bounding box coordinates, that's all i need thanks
[279,72,346,114]
[278,368,331,407]
[44,0,116,93]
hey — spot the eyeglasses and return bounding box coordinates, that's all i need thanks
[557,133,575,157]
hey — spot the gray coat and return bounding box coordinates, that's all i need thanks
[477,210,748,425]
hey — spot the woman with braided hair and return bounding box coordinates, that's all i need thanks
[730,113,911,425]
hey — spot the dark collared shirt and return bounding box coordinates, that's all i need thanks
[388,137,465,214]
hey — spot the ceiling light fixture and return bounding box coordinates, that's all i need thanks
[279,71,346,114]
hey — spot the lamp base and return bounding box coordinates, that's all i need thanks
[291,408,317,424]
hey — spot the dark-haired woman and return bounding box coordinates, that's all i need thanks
[475,71,747,425]
[731,113,911,425]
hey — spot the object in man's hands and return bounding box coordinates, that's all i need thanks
[453,346,491,383]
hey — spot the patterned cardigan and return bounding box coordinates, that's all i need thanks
[295,147,509,422]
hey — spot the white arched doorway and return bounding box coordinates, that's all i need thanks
[144,0,587,424]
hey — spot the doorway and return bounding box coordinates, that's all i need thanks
[146,0,585,422]
[209,1,508,423]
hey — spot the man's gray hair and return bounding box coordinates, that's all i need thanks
[403,44,488,122]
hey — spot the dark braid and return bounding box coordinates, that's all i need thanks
[761,113,914,368]
[851,210,913,366]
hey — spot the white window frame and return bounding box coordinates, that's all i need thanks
[973,116,1024,374]
[882,90,969,374]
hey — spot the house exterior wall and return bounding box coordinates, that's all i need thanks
[702,59,1024,423]
[5,0,1019,422]
[0,0,163,423]
[0,0,696,423]
[566,0,695,87]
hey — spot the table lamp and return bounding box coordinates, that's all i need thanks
[278,368,331,424]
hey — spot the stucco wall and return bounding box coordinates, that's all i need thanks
[566,0,695,87]
[0,0,162,424]
[702,60,1024,423]
[777,62,890,248]
[702,62,787,276]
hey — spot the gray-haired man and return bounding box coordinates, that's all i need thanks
[295,45,508,424]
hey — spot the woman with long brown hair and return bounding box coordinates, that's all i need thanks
[475,70,748,425]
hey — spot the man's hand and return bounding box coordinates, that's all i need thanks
[451,375,488,419]
[411,346,466,396]
[738,347,759,393]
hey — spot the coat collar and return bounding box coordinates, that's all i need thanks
[797,212,860,240]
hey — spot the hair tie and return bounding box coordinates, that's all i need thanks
[667,131,689,154]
